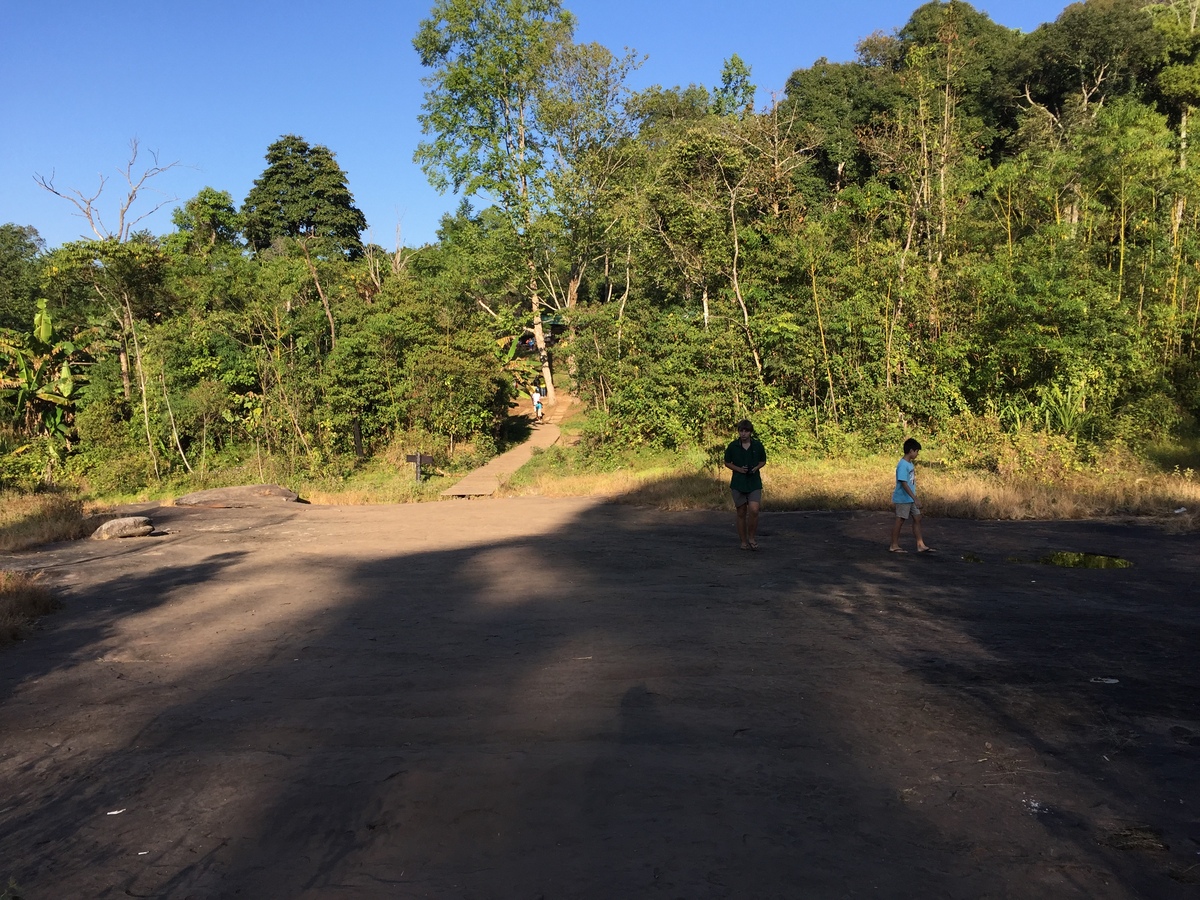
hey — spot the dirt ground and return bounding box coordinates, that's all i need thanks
[0,496,1197,899]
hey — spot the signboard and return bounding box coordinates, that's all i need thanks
[406,453,435,482]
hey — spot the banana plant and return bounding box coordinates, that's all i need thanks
[0,299,86,441]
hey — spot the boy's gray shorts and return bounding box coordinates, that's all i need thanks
[732,488,762,507]
[894,502,921,519]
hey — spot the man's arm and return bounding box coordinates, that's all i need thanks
[725,448,750,474]
[749,442,766,473]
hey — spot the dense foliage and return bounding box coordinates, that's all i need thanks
[3,0,1200,494]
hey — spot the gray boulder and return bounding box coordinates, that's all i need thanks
[91,516,154,540]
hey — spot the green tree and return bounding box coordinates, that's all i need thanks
[46,238,172,476]
[710,54,756,117]
[897,0,1023,155]
[1016,0,1163,121]
[783,57,896,192]
[168,187,242,255]
[1081,98,1174,306]
[535,40,642,318]
[0,224,44,330]
[629,83,712,137]
[242,135,367,258]
[414,0,575,403]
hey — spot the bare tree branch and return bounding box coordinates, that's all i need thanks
[34,138,179,242]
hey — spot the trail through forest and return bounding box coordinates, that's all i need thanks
[442,394,578,497]
[0,498,1196,898]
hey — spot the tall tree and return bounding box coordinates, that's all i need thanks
[168,187,242,255]
[414,0,574,403]
[1015,0,1163,121]
[535,41,642,316]
[242,135,367,258]
[710,54,756,117]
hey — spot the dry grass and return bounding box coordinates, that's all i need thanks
[0,570,59,646]
[0,492,111,552]
[923,468,1200,521]
[500,451,1200,524]
[302,481,443,506]
[300,471,451,506]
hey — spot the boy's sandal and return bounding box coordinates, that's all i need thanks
[888,547,908,553]
[918,547,937,554]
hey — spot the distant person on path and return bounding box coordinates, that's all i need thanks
[724,419,766,550]
[532,387,544,421]
[889,437,935,553]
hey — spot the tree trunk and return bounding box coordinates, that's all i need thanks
[529,265,556,404]
[727,194,762,374]
[810,263,840,423]
[125,299,160,479]
[301,241,337,350]
[119,347,132,400]
[160,371,193,474]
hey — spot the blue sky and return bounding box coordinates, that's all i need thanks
[2,0,1064,252]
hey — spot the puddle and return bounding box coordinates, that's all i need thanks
[961,552,983,563]
[1039,551,1132,569]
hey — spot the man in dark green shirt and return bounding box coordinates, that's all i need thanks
[724,419,767,550]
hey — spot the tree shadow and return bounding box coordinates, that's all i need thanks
[1,491,1196,897]
[497,409,536,452]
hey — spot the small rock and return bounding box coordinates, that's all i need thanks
[91,516,154,540]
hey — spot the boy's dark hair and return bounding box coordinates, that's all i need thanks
[736,419,754,433]
[903,437,922,454]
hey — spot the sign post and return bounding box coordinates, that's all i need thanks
[406,453,435,482]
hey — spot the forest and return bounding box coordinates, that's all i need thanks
[3,0,1200,502]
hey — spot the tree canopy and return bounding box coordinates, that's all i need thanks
[241,135,367,258]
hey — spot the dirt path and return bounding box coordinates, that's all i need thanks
[0,499,1197,898]
[442,394,578,497]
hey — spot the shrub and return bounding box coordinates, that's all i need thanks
[938,412,1008,471]
[1110,393,1185,447]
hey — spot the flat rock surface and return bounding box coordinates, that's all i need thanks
[0,499,1197,898]
[174,483,299,508]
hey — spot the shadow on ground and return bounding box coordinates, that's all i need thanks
[0,486,1196,898]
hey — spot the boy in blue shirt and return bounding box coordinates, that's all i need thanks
[889,437,935,553]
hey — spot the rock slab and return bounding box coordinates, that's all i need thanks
[91,516,154,540]
[175,484,299,508]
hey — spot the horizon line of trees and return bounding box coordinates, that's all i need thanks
[4,0,1200,493]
